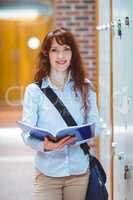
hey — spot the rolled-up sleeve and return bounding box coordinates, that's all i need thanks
[21,85,44,152]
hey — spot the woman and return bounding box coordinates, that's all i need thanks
[21,27,100,200]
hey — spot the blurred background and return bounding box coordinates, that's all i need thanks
[0,0,133,200]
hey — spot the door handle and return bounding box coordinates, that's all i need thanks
[113,151,125,160]
[117,152,125,160]
[124,165,130,180]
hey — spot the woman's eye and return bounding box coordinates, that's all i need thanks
[51,49,57,52]
[64,48,71,51]
[50,47,71,53]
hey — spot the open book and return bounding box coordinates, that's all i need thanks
[17,120,95,142]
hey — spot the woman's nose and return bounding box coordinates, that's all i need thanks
[57,50,65,59]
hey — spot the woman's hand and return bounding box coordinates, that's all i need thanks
[43,135,76,151]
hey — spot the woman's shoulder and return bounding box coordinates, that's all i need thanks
[25,82,41,94]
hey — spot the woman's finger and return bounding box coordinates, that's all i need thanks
[44,136,76,151]
[57,136,76,149]
[57,136,73,145]
[44,137,57,151]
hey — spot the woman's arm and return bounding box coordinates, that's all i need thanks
[87,89,100,136]
[21,84,76,152]
[21,84,45,152]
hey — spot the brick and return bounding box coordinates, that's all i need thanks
[65,0,81,3]
[79,39,89,43]
[56,11,64,15]
[83,0,95,4]
[83,11,95,15]
[84,22,95,26]
[54,0,96,82]
[75,5,89,9]
[65,11,80,15]
[57,5,71,9]
[75,28,89,31]
[80,51,89,55]
[83,0,95,3]
[75,16,89,20]
[56,17,70,21]
[66,22,80,26]
[87,56,96,60]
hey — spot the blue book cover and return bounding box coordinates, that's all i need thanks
[17,120,95,142]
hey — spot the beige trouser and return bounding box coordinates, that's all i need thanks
[33,169,89,200]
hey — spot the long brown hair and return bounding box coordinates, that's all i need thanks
[34,27,91,122]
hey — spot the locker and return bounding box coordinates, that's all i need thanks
[97,0,133,199]
[96,0,112,198]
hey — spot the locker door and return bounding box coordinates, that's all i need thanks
[112,0,133,199]
[97,0,112,198]
[124,0,133,198]
[112,1,127,199]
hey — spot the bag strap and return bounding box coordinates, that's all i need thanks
[36,80,90,155]
[42,86,78,126]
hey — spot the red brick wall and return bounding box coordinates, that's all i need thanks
[53,0,96,84]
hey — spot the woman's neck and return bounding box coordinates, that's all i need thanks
[49,71,69,91]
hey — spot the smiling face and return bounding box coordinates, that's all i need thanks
[49,38,72,74]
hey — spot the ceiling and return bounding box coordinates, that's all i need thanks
[0,0,53,16]
[0,0,53,4]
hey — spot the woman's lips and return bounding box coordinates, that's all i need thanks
[56,60,66,64]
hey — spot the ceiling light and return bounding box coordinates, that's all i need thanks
[0,9,40,20]
[28,37,40,49]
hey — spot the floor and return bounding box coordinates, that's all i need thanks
[0,105,35,200]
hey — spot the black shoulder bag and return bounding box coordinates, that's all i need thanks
[36,81,108,200]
